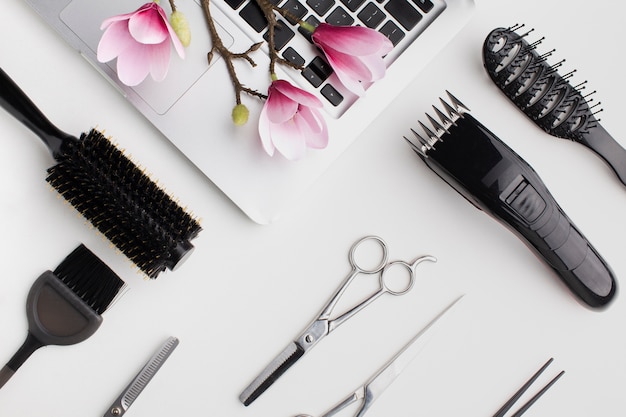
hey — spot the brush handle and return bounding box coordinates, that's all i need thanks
[0,67,74,158]
[0,332,44,389]
[579,126,626,187]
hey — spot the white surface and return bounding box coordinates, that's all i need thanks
[1,0,625,416]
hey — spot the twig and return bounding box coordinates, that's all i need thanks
[200,0,267,103]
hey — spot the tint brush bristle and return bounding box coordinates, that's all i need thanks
[53,244,125,314]
[47,129,202,278]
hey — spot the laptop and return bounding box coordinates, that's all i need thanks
[24,0,475,224]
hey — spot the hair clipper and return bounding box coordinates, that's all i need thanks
[404,92,616,308]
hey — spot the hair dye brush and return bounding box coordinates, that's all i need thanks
[482,24,626,187]
[0,67,201,278]
[404,92,616,308]
[0,244,125,389]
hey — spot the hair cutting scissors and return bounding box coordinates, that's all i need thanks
[295,296,463,417]
[239,236,436,406]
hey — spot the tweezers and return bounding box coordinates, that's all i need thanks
[493,358,565,417]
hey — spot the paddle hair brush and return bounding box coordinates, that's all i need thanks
[482,24,626,188]
[0,67,201,278]
[0,244,125,389]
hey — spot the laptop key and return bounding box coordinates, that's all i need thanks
[413,0,434,13]
[357,3,385,28]
[326,6,354,25]
[384,0,422,30]
[264,22,295,50]
[226,0,247,9]
[307,0,336,16]
[379,20,405,46]
[302,56,333,87]
[283,47,306,66]
[298,15,320,43]
[339,0,365,12]
[282,0,308,24]
[239,1,267,32]
[321,84,344,106]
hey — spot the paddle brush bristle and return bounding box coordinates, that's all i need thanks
[47,129,202,278]
[0,244,125,389]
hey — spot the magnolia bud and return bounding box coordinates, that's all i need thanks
[170,10,191,47]
[232,104,250,126]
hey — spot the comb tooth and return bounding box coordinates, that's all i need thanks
[508,23,525,33]
[440,98,458,120]
[410,128,431,148]
[427,113,446,136]
[446,90,470,114]
[419,120,439,143]
[433,105,454,130]
[404,134,428,157]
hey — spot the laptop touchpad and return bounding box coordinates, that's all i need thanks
[60,0,233,115]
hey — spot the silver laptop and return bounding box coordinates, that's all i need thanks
[25,0,474,224]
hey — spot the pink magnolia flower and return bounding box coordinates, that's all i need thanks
[312,23,393,96]
[259,79,328,160]
[97,2,185,86]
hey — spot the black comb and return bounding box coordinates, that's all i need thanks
[0,67,201,278]
[483,24,626,187]
[0,244,125,389]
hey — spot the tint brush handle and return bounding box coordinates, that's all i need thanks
[579,126,626,187]
[0,67,73,158]
[0,332,44,389]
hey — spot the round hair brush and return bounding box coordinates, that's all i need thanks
[0,67,201,278]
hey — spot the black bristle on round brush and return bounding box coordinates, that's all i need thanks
[0,244,125,389]
[0,67,201,278]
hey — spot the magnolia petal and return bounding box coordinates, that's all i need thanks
[258,104,276,156]
[159,6,186,58]
[128,5,168,45]
[99,3,152,30]
[359,53,387,81]
[313,24,391,56]
[266,89,298,124]
[116,45,153,86]
[97,20,135,63]
[272,80,322,109]
[149,41,172,82]
[271,119,307,161]
[324,51,368,96]
[298,107,329,149]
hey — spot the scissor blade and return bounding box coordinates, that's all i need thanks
[358,296,464,416]
[239,341,305,406]
[103,337,179,417]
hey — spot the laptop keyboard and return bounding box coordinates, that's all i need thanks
[222,0,446,117]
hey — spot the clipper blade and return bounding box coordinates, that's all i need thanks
[404,91,469,156]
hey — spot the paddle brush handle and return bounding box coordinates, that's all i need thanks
[579,125,626,187]
[0,332,44,389]
[0,67,74,158]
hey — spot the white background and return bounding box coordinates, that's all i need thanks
[1,0,625,416]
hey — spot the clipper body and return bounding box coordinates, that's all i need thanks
[406,94,616,308]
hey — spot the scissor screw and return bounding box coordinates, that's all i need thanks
[111,407,122,416]
[304,334,313,343]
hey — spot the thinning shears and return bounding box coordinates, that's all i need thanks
[239,236,436,406]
